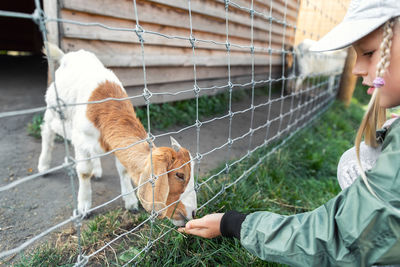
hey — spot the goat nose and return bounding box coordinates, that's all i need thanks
[192,210,196,218]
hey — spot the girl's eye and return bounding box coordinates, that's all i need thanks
[363,50,375,57]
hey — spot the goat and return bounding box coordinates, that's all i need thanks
[285,39,347,95]
[38,43,196,226]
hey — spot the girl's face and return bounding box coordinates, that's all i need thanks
[353,22,400,108]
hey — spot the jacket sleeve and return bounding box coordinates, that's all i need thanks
[240,123,400,267]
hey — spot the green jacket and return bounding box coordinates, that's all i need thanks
[240,119,400,266]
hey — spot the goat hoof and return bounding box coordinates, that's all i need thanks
[92,170,102,179]
[38,164,50,174]
[77,209,91,218]
[77,201,92,217]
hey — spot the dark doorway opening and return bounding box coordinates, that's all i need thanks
[0,1,44,54]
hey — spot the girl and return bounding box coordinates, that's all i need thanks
[179,0,400,265]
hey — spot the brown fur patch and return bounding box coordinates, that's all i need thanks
[86,81,147,152]
[87,82,193,221]
[165,147,191,219]
[138,147,192,220]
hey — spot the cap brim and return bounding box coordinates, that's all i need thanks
[310,17,390,52]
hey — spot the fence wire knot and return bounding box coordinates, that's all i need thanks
[227,138,233,146]
[225,163,230,173]
[142,87,152,103]
[193,84,201,95]
[145,241,153,253]
[73,209,84,225]
[65,156,76,168]
[249,128,255,136]
[220,185,226,194]
[189,34,196,48]
[150,174,157,186]
[196,152,203,161]
[146,133,155,145]
[250,9,255,17]
[32,8,46,25]
[135,24,145,42]
[195,119,202,128]
[194,183,200,192]
[224,0,230,9]
[225,42,231,52]
[150,210,158,222]
[228,81,233,90]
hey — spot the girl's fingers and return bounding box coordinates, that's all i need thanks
[177,213,223,238]
[185,218,207,230]
[181,227,214,238]
[177,218,208,235]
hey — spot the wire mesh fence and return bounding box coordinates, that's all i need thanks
[0,0,348,265]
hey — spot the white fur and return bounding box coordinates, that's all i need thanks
[170,137,197,223]
[170,153,197,227]
[38,46,197,223]
[181,154,197,219]
[38,48,137,215]
[116,158,138,210]
[77,173,92,214]
[288,39,347,94]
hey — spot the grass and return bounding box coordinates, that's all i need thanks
[352,78,372,106]
[27,114,43,139]
[14,82,369,266]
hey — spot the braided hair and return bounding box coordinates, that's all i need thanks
[355,18,398,196]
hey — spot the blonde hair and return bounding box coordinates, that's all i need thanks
[355,18,398,196]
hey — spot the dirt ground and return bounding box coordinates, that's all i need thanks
[0,54,308,262]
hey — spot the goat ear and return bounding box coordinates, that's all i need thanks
[137,148,172,218]
[170,136,181,152]
[43,41,65,62]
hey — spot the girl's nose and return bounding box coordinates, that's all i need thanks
[352,60,368,77]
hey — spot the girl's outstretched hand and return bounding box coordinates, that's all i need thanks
[178,213,224,238]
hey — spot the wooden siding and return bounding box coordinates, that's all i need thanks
[295,0,350,45]
[44,0,299,105]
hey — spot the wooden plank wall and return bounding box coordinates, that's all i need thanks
[45,0,299,105]
[295,0,350,45]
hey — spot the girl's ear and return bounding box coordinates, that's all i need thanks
[137,148,173,218]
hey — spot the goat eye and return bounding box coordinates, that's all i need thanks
[176,172,185,180]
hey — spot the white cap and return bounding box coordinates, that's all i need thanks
[310,0,400,52]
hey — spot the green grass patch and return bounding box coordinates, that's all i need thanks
[27,114,44,139]
[352,78,371,106]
